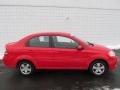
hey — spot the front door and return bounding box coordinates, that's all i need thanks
[51,36,85,69]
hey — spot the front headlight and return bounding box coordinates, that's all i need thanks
[108,51,115,57]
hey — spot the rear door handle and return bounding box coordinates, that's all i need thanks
[24,49,33,52]
[28,50,33,51]
[53,51,62,53]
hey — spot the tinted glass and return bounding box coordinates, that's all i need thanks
[53,36,79,49]
[27,36,49,47]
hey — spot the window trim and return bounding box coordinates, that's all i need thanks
[51,35,79,49]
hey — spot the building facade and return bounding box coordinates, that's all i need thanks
[0,0,120,56]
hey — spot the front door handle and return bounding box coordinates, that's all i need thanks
[27,50,33,52]
[53,51,62,53]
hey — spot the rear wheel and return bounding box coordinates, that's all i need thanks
[18,61,35,76]
[89,61,108,76]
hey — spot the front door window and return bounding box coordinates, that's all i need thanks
[52,36,79,49]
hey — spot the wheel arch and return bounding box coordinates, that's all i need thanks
[15,55,37,69]
[16,59,35,68]
[88,58,109,70]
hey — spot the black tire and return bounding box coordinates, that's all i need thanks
[17,61,35,76]
[89,60,108,76]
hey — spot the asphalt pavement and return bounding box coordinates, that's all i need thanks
[0,50,120,90]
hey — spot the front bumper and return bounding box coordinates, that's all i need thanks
[109,56,118,70]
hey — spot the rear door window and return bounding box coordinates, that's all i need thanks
[27,36,50,47]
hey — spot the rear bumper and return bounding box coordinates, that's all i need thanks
[3,54,16,68]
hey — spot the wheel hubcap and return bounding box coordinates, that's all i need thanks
[92,63,105,75]
[20,63,32,75]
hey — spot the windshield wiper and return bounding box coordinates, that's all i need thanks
[87,42,94,46]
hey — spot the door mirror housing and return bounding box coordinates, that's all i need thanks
[77,45,83,50]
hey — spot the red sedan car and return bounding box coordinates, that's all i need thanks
[3,32,117,76]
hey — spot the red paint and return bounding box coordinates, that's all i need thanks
[3,32,117,70]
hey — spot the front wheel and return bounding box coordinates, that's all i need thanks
[18,61,35,76]
[89,61,108,76]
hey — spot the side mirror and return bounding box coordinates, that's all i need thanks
[77,45,83,50]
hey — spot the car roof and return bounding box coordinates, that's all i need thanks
[19,32,72,43]
[31,32,71,36]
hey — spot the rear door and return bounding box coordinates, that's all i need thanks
[25,35,53,68]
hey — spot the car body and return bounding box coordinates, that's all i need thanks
[3,32,118,76]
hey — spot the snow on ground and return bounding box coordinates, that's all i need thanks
[0,54,3,60]
[114,89,120,90]
[107,45,120,50]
